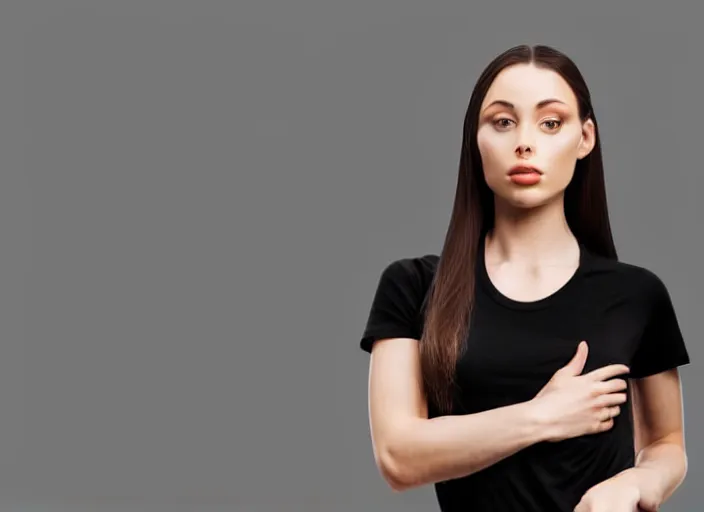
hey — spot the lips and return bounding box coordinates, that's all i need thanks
[508,165,542,186]
[508,165,542,175]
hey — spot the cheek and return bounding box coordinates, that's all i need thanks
[546,132,581,158]
[541,133,581,178]
[541,122,583,152]
[477,129,511,170]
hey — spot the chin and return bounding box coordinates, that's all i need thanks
[494,187,556,210]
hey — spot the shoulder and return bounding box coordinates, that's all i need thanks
[584,251,670,302]
[359,254,440,352]
[381,254,440,283]
[374,253,440,309]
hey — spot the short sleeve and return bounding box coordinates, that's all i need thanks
[359,258,426,353]
[629,273,690,379]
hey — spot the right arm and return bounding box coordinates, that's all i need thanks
[368,338,629,491]
[368,337,545,491]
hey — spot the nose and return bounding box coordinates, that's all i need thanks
[515,143,533,157]
[515,124,536,157]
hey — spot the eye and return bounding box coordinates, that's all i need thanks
[542,119,562,131]
[493,118,515,130]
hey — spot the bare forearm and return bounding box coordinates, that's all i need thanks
[383,400,545,490]
[617,436,687,508]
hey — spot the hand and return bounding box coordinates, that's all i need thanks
[574,474,641,511]
[529,341,631,442]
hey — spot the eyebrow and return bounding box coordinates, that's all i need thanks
[481,98,568,115]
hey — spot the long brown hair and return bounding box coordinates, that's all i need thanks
[419,44,618,415]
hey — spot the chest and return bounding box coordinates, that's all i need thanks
[486,261,581,303]
[452,290,648,412]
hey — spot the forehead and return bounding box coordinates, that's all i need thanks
[481,63,578,110]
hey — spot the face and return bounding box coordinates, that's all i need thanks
[476,63,596,209]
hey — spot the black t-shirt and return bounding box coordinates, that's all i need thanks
[359,238,690,511]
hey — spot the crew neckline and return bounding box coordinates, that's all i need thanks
[477,233,588,311]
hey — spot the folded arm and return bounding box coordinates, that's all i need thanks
[367,337,546,491]
[616,369,688,509]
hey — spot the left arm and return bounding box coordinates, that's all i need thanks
[576,274,690,511]
[576,368,688,511]
[619,368,688,508]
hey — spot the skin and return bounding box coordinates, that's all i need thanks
[476,62,594,303]
[477,63,687,511]
[367,63,687,510]
[477,63,594,213]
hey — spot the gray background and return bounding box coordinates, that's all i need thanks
[2,0,700,510]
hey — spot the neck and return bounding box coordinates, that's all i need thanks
[485,194,579,266]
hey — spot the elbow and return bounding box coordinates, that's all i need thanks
[679,449,689,481]
[376,444,419,492]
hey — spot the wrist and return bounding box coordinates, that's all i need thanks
[614,467,664,508]
[521,399,554,443]
[616,466,660,487]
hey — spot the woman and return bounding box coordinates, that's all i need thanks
[359,44,690,511]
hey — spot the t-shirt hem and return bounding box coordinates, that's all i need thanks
[360,330,421,353]
[628,354,691,379]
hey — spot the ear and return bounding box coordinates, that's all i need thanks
[576,118,596,160]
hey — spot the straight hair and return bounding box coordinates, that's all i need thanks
[420,44,618,415]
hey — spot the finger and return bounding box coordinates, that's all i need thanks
[595,392,628,407]
[561,341,588,376]
[593,378,628,394]
[582,363,630,381]
[599,407,610,422]
[599,405,620,422]
[595,417,614,433]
